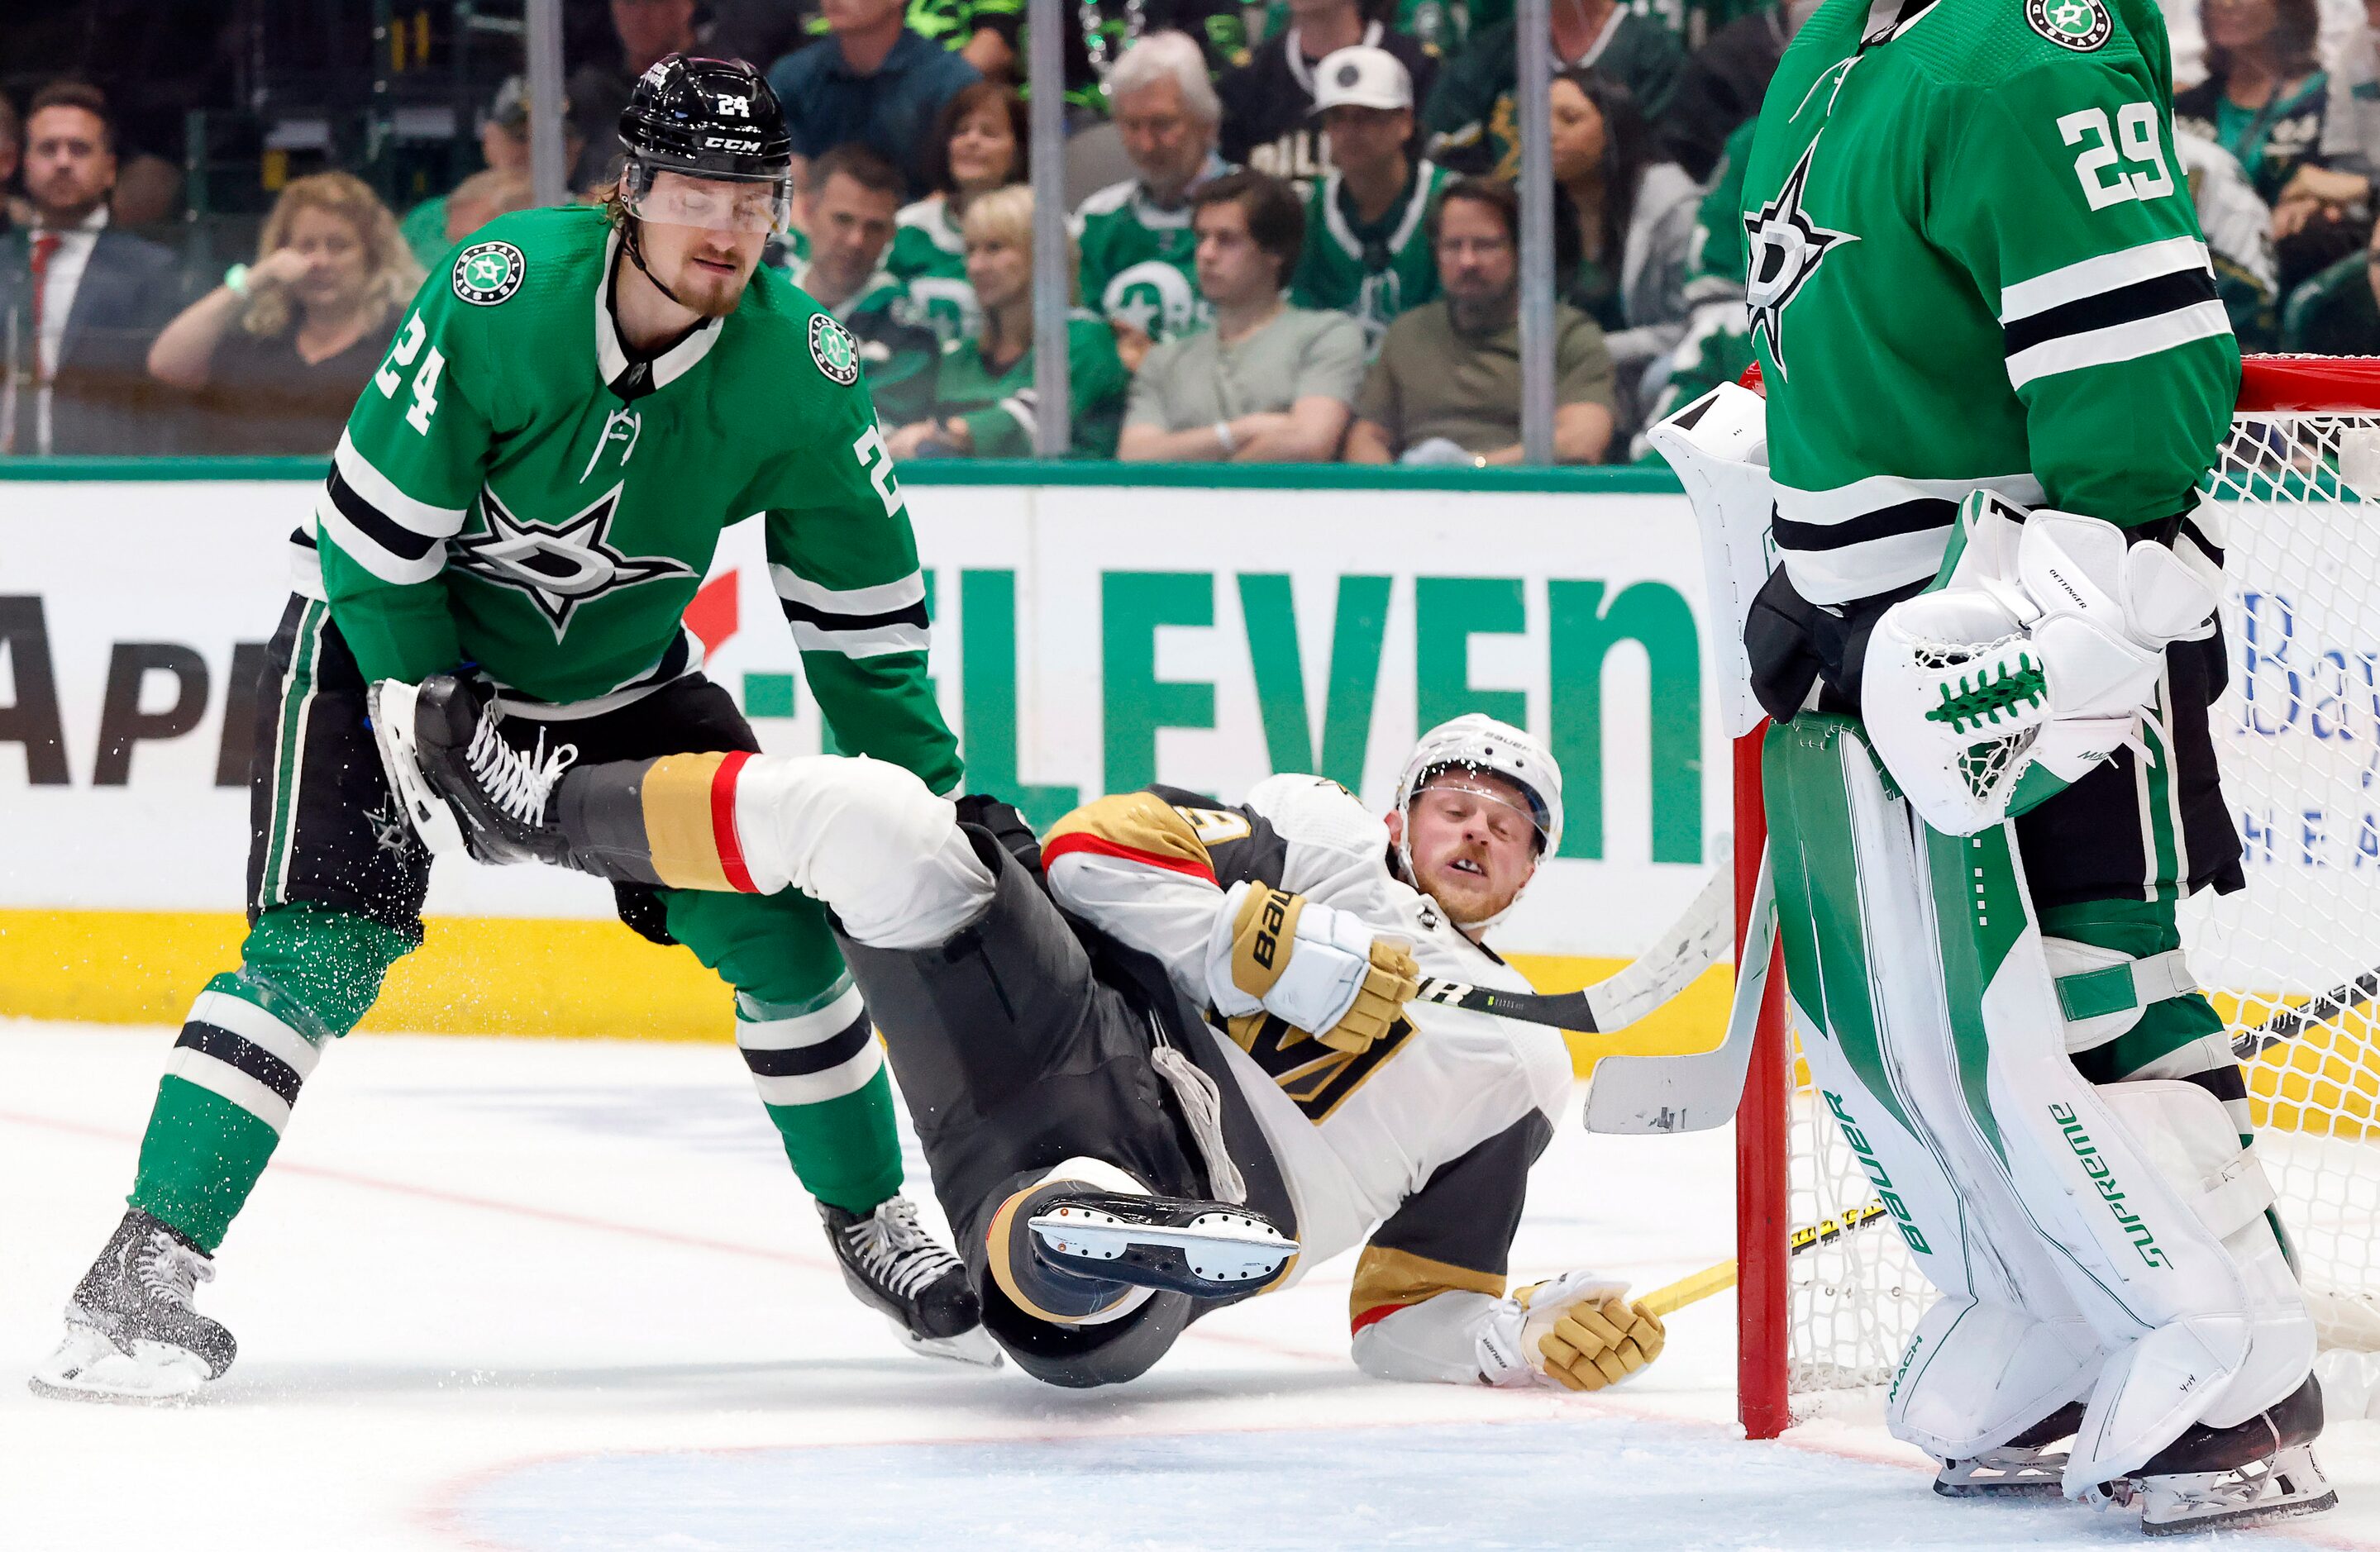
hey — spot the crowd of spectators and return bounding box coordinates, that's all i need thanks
[15,0,2380,463]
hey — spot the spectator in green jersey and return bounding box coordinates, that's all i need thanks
[1346,176,1615,464]
[1120,170,1365,461]
[1424,0,1685,177]
[1290,45,1453,352]
[785,144,943,427]
[891,82,1028,345]
[885,184,1130,458]
[398,77,579,270]
[1075,31,1235,371]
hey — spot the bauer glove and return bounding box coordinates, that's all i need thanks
[1476,1270,1667,1393]
[1205,881,1422,1054]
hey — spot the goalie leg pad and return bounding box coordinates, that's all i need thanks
[1888,1293,2101,1463]
[1763,717,2093,1338]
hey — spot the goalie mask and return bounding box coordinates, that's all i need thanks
[1862,493,2220,836]
[1393,713,1563,931]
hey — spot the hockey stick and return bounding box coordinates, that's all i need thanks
[2231,967,2380,1064]
[1636,1202,1894,1320]
[1582,844,1774,1134]
[1408,861,1735,1034]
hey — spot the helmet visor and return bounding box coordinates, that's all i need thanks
[1413,765,1552,852]
[623,162,792,233]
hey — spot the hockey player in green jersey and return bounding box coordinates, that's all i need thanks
[885,186,1131,460]
[31,57,990,1404]
[1653,0,2330,1530]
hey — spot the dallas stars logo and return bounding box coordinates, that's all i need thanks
[1743,139,1858,382]
[2026,0,2111,50]
[451,483,694,638]
[452,240,526,307]
[809,312,860,385]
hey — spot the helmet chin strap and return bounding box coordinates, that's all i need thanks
[621,217,689,307]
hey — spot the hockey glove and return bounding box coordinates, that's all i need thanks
[1206,881,1421,1054]
[1477,1270,1667,1393]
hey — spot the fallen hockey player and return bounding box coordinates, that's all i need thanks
[377,683,1667,1392]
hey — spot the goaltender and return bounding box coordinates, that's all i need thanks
[379,683,1671,1393]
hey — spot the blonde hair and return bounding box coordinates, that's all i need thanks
[960,184,1079,305]
[244,172,423,339]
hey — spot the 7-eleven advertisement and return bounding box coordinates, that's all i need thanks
[0,478,1721,960]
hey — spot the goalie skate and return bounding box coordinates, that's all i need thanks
[1934,1402,2082,1498]
[2119,1445,2337,1536]
[1028,1193,1296,1299]
[29,1210,235,1404]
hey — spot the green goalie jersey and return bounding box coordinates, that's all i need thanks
[1742,0,2238,610]
[312,204,961,791]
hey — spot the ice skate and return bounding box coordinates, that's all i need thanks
[1028,1191,1296,1299]
[369,673,575,865]
[1934,1402,2083,1498]
[30,1210,236,1404]
[2089,1375,2337,1534]
[820,1197,999,1367]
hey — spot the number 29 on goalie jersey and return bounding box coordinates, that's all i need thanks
[1742,0,2237,609]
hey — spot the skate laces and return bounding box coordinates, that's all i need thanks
[135,1230,212,1307]
[464,710,577,827]
[843,1198,960,1299]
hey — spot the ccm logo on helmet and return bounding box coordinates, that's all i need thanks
[704,135,762,151]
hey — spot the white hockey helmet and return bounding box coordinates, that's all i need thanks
[1394,713,1563,930]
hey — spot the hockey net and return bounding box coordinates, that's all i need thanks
[1739,355,2380,1429]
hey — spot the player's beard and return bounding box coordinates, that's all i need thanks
[675,255,752,318]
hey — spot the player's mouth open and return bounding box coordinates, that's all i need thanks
[1450,857,1485,876]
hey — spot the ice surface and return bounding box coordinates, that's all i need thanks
[2,1020,2374,1551]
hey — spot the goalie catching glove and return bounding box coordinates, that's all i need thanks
[1207,881,1421,1054]
[1862,493,2219,836]
[1477,1270,1667,1393]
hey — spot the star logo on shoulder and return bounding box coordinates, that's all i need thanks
[1743,138,1858,382]
[451,483,695,639]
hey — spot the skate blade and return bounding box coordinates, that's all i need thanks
[2143,1489,2338,1536]
[1028,1208,1295,1284]
[365,680,468,858]
[29,1329,210,1405]
[893,1320,1004,1369]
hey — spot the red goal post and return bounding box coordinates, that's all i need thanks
[1727,352,2380,1440]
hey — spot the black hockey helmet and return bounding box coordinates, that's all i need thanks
[617,55,794,234]
[618,55,791,180]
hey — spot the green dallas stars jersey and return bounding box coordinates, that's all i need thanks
[1290,159,1453,353]
[931,312,1129,459]
[314,204,960,791]
[888,195,981,347]
[1073,160,1233,344]
[774,242,942,428]
[1741,0,2237,610]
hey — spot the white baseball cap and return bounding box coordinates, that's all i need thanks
[1311,45,1413,113]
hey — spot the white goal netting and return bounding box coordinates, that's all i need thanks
[1788,369,2380,1392]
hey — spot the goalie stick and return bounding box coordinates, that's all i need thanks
[2231,967,2380,1064]
[1582,844,1774,1134]
[1407,862,1735,1033]
[1637,1201,1894,1319]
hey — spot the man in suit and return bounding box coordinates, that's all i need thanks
[0,82,184,456]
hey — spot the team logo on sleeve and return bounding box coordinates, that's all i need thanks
[1743,138,1858,383]
[2026,0,2111,50]
[453,240,527,306]
[809,314,861,384]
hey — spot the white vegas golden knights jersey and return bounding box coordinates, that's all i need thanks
[1041,773,1574,1379]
